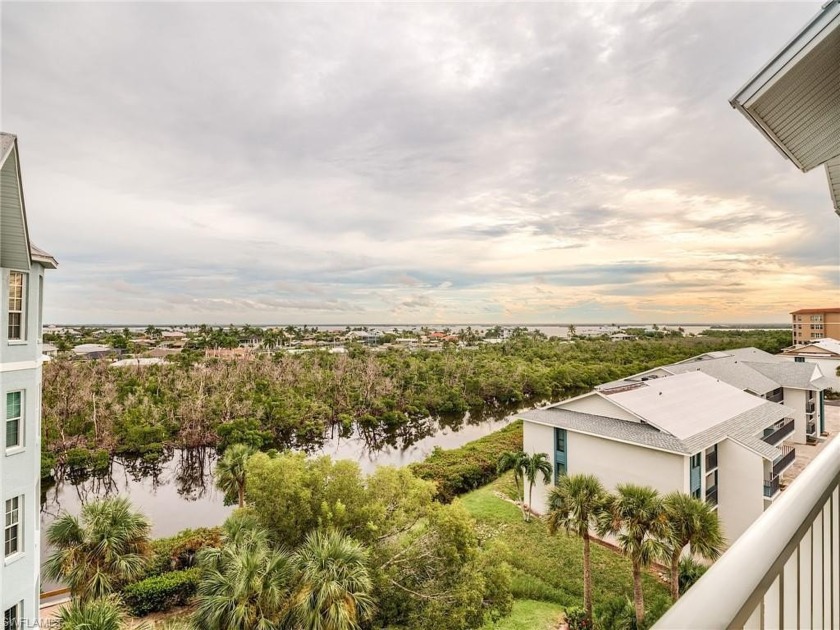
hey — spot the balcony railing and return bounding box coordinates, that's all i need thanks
[762,419,795,445]
[763,476,781,498]
[807,421,817,436]
[705,450,718,471]
[705,485,718,507]
[653,432,840,629]
[772,445,795,477]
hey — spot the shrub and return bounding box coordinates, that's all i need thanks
[566,606,592,630]
[594,596,635,630]
[121,567,201,616]
[678,557,708,595]
[145,527,222,577]
[410,421,523,502]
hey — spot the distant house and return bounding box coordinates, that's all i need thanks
[520,371,798,543]
[780,338,840,393]
[72,343,116,360]
[610,333,634,341]
[146,347,181,359]
[161,330,186,340]
[41,342,59,357]
[110,358,166,368]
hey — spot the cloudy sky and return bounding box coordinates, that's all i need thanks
[2,2,838,325]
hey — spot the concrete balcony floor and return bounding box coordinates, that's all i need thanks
[782,403,840,485]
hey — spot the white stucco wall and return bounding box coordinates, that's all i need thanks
[717,439,765,543]
[560,393,641,422]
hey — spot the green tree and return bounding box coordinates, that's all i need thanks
[496,450,528,505]
[546,474,610,624]
[193,515,295,630]
[522,452,552,522]
[292,529,375,630]
[215,443,255,508]
[662,492,724,601]
[57,596,127,630]
[44,497,150,601]
[598,484,670,626]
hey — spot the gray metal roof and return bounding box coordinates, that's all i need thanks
[520,399,790,461]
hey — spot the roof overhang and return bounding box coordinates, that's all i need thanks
[730,0,840,215]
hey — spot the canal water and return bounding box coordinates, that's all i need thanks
[39,412,515,588]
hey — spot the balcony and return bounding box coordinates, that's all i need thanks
[705,450,718,471]
[772,445,795,477]
[807,421,817,436]
[653,433,840,629]
[806,400,816,414]
[705,485,718,507]
[763,476,780,498]
[762,419,795,445]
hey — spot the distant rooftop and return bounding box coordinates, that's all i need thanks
[790,307,840,314]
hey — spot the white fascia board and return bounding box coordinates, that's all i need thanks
[729,0,840,172]
[521,417,686,456]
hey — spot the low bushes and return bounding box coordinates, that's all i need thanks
[121,567,201,616]
[410,420,523,502]
[145,527,222,577]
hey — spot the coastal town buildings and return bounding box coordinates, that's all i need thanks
[779,338,840,393]
[0,133,57,627]
[790,308,840,345]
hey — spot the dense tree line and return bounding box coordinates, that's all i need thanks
[42,331,791,474]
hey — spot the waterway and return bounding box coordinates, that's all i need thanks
[39,411,515,588]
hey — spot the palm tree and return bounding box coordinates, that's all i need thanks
[546,474,610,624]
[193,517,295,630]
[215,443,255,508]
[292,529,375,630]
[662,492,724,601]
[522,452,552,522]
[496,450,528,505]
[57,596,127,630]
[598,484,670,626]
[44,497,150,602]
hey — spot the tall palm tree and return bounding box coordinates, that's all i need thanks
[193,518,295,630]
[522,452,552,522]
[496,450,528,505]
[215,443,255,508]
[662,492,724,601]
[57,596,127,630]
[546,474,610,624]
[292,529,375,630]
[597,484,670,626]
[44,497,150,602]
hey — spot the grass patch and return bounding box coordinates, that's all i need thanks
[459,473,671,621]
[482,599,564,630]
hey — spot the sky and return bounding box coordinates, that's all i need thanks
[2,1,838,326]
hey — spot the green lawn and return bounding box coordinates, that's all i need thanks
[458,474,671,623]
[482,600,564,630]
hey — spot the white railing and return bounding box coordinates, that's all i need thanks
[654,435,840,629]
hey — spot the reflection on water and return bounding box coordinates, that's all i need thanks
[40,409,516,588]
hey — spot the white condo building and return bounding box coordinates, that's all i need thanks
[520,370,800,544]
[0,133,57,627]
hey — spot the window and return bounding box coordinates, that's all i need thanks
[4,603,20,630]
[555,461,566,480]
[7,272,25,340]
[4,496,21,557]
[555,429,566,453]
[795,356,805,363]
[5,391,22,450]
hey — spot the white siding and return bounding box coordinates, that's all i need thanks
[522,421,555,515]
[783,388,809,444]
[717,439,766,543]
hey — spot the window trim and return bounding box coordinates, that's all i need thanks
[5,390,24,454]
[7,270,27,342]
[4,601,22,630]
[4,495,23,560]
